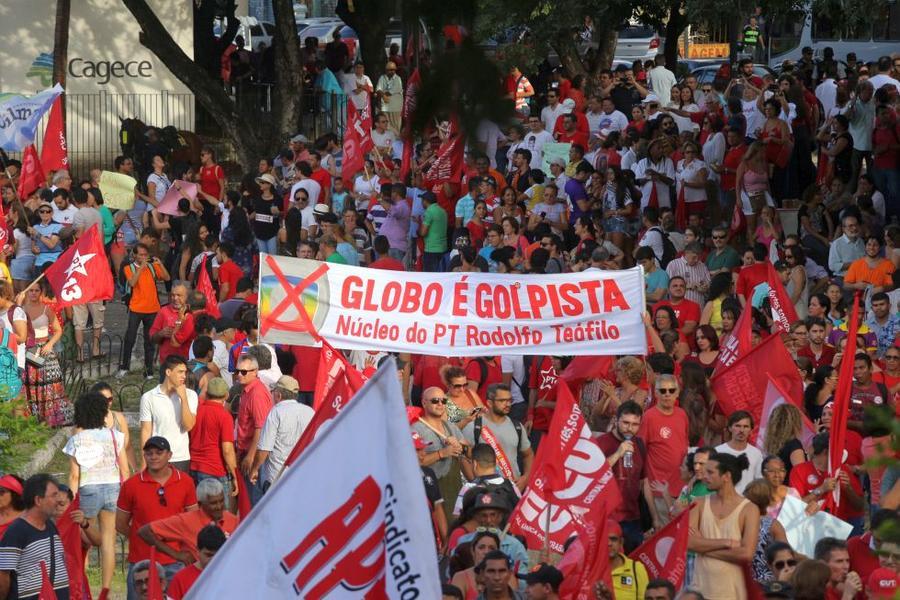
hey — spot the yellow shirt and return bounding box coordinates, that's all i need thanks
[0,263,11,284]
[611,555,648,600]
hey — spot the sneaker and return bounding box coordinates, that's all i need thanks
[115,369,129,378]
[145,368,155,380]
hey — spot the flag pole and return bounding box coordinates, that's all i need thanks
[19,271,47,296]
[543,500,552,562]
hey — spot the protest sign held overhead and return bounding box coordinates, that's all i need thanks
[259,254,646,356]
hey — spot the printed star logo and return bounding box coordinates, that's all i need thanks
[539,366,558,392]
[65,249,96,279]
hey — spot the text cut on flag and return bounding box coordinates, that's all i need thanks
[44,224,114,306]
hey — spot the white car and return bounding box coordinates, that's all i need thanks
[614,24,663,62]
[213,16,275,51]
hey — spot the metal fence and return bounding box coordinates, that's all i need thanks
[6,91,194,181]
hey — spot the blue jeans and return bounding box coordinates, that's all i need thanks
[257,236,277,254]
[127,560,184,600]
[78,483,120,518]
[242,471,265,507]
[423,252,446,273]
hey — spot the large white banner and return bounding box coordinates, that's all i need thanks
[258,254,647,356]
[0,85,62,151]
[776,494,853,557]
[186,361,442,599]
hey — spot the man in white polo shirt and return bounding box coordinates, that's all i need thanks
[139,354,199,472]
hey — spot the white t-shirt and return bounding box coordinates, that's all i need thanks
[52,204,78,225]
[648,66,678,105]
[353,175,381,211]
[595,109,630,133]
[289,179,322,207]
[668,103,700,133]
[522,130,555,170]
[815,79,838,118]
[868,73,900,93]
[702,132,727,182]
[742,99,764,139]
[676,159,708,203]
[714,442,764,494]
[541,103,569,133]
[476,120,506,168]
[346,74,373,109]
[64,428,125,487]
[633,157,675,209]
[139,385,199,463]
[371,128,396,150]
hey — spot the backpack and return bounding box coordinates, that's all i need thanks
[188,359,210,394]
[0,328,22,401]
[649,226,677,268]
[120,260,158,307]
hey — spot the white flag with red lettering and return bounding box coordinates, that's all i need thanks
[186,361,441,599]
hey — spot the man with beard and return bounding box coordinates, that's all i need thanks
[714,410,763,493]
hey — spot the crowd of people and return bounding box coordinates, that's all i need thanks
[0,33,898,600]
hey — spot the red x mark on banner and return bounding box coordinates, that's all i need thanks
[260,255,329,341]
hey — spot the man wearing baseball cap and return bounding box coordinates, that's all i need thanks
[455,492,529,582]
[249,376,314,492]
[519,563,563,599]
[608,519,648,599]
[867,567,899,599]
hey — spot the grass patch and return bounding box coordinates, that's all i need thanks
[0,400,56,474]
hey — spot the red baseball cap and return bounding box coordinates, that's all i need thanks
[868,567,899,599]
[0,475,23,496]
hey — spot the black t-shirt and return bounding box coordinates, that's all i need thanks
[324,41,349,72]
[0,518,70,600]
[250,195,280,241]
[610,83,642,116]
[777,437,804,481]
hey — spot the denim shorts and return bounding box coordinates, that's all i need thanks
[79,482,121,517]
[604,216,629,234]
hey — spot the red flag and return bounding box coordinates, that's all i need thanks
[764,261,800,332]
[558,504,614,600]
[675,185,687,231]
[827,292,860,511]
[508,381,620,554]
[284,340,365,467]
[44,224,114,307]
[629,507,691,589]
[398,68,421,182]
[559,355,615,386]
[196,256,221,318]
[17,145,45,199]
[713,304,753,374]
[40,96,68,172]
[341,100,374,181]
[710,331,803,429]
[57,496,93,600]
[730,196,746,235]
[422,120,464,188]
[39,561,57,600]
[147,547,164,600]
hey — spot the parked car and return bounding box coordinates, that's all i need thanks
[299,22,360,63]
[614,24,663,62]
[213,16,275,51]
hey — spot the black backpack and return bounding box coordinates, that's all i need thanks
[473,415,525,459]
[649,226,677,268]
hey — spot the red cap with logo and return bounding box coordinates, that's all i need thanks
[0,475,23,496]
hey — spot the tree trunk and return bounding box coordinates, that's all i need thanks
[590,22,618,75]
[121,0,267,167]
[663,1,687,71]
[336,0,392,84]
[271,0,304,138]
[552,37,589,81]
[52,0,70,114]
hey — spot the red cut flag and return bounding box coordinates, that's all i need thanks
[422,120,464,188]
[283,340,365,467]
[826,292,860,511]
[765,261,800,332]
[629,506,691,589]
[559,355,615,386]
[713,303,753,374]
[38,561,57,600]
[341,100,374,181]
[195,256,221,318]
[17,144,45,199]
[557,503,614,600]
[147,547,164,600]
[755,374,816,448]
[507,380,620,554]
[40,96,68,172]
[710,331,803,430]
[44,224,114,306]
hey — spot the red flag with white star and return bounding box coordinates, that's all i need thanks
[44,224,114,306]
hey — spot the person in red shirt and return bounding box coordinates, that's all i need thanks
[556,114,589,148]
[465,356,503,400]
[308,151,332,206]
[215,242,244,302]
[735,244,769,306]
[526,355,561,449]
[188,377,239,509]
[797,317,837,369]
[235,354,273,507]
[116,436,198,595]
[814,537,864,600]
[654,276,701,339]
[165,524,227,600]
[289,345,320,406]
[847,508,899,584]
[149,283,195,366]
[368,235,406,271]
[719,128,747,196]
[637,373,689,528]
[197,147,226,235]
[789,432,865,530]
[412,355,458,403]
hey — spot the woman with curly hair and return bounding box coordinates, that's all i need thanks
[443,366,483,429]
[593,356,648,430]
[64,391,129,592]
[762,403,807,480]
[680,361,722,445]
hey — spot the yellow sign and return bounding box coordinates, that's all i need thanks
[678,43,730,58]
[98,170,137,210]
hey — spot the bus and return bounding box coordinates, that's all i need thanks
[766,1,900,67]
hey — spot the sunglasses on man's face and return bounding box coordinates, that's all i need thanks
[657,388,678,395]
[429,397,448,405]
[773,559,797,569]
[236,368,257,376]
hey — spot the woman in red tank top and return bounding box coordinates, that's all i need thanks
[757,98,792,168]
